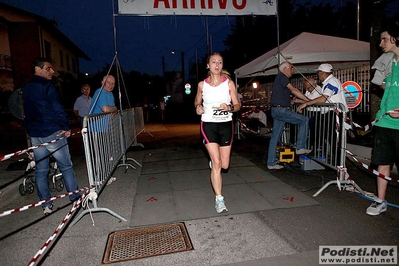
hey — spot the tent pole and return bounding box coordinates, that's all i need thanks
[276,0,280,70]
[356,0,360,40]
[112,0,124,111]
[112,0,118,59]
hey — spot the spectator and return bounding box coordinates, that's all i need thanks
[88,75,118,186]
[297,64,348,163]
[237,90,243,106]
[143,97,150,122]
[89,75,117,115]
[297,77,323,150]
[290,78,321,105]
[304,77,323,100]
[366,24,399,216]
[266,61,311,170]
[159,97,166,121]
[298,64,348,113]
[194,52,241,213]
[22,57,80,215]
[246,106,267,131]
[73,84,91,128]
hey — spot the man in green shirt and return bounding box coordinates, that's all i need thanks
[367,24,399,216]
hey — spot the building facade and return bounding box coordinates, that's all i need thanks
[0,2,90,92]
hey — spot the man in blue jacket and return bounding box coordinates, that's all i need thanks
[22,57,80,215]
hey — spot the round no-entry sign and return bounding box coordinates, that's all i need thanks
[343,81,363,109]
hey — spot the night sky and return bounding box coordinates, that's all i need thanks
[2,0,397,76]
[1,0,234,76]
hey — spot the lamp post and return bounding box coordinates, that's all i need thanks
[171,50,185,82]
[162,55,166,77]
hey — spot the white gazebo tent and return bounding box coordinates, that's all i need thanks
[234,32,370,79]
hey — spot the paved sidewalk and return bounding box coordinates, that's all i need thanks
[0,122,398,265]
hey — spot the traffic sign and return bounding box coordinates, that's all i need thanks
[343,81,363,109]
[185,83,191,95]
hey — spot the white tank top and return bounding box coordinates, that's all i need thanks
[201,77,232,122]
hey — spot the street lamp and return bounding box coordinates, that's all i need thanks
[252,82,258,99]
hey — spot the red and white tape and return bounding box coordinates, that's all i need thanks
[0,185,95,218]
[345,149,398,183]
[0,130,82,162]
[27,192,87,266]
[347,111,392,133]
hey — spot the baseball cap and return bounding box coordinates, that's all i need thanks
[316,63,333,73]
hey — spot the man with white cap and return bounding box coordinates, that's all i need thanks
[298,63,348,113]
[297,63,348,164]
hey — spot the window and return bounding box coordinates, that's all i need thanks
[66,54,70,70]
[44,40,51,59]
[59,50,64,67]
[72,58,76,73]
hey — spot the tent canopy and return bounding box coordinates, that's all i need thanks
[234,32,370,78]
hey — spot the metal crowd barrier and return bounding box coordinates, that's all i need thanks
[132,107,145,146]
[118,108,144,170]
[285,103,365,197]
[70,107,144,226]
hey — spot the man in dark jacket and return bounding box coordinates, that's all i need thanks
[23,57,80,215]
[266,61,311,170]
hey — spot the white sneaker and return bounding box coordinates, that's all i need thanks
[366,198,387,216]
[42,204,53,216]
[296,148,312,155]
[215,196,228,213]
[267,164,284,170]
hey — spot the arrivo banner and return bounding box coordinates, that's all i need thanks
[118,0,277,16]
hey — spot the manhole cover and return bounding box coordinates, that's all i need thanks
[102,222,193,264]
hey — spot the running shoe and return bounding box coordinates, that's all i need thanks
[295,148,312,155]
[215,197,228,213]
[366,199,387,216]
[267,164,284,170]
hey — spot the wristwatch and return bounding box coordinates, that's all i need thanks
[229,104,234,113]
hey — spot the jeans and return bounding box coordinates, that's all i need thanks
[31,130,80,208]
[267,107,309,166]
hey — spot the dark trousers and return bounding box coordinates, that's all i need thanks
[246,119,265,131]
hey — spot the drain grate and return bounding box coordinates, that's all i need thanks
[102,222,193,264]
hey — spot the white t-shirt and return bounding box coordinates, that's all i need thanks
[305,85,323,112]
[201,78,232,122]
[305,85,323,100]
[321,75,348,113]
